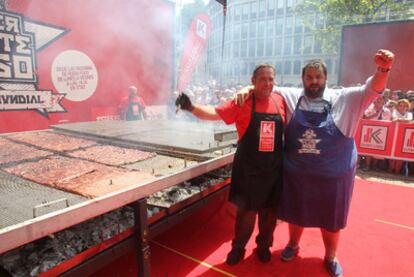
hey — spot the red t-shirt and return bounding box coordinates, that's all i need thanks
[215,94,286,141]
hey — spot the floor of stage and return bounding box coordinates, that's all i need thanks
[93,179,414,277]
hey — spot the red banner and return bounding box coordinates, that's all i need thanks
[176,14,212,92]
[355,119,414,161]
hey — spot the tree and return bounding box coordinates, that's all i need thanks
[295,0,414,54]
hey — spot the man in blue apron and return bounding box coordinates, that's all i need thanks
[175,64,286,265]
[235,49,394,276]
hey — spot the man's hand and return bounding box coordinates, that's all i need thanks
[374,49,394,70]
[234,86,253,106]
[175,92,194,112]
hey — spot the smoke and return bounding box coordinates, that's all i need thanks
[8,0,176,107]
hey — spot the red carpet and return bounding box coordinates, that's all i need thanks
[94,179,414,276]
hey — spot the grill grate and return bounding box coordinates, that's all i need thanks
[0,171,86,229]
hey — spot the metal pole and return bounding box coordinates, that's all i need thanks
[132,199,150,277]
[219,4,227,89]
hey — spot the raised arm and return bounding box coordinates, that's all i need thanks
[175,93,221,120]
[371,49,394,93]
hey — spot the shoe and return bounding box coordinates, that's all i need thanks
[324,258,343,277]
[280,245,299,261]
[226,248,245,265]
[257,247,271,263]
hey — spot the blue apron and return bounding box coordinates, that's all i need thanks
[278,96,357,231]
[230,94,283,211]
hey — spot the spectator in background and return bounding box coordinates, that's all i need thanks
[392,99,413,122]
[389,99,413,174]
[363,95,390,121]
[384,100,397,117]
[391,90,402,101]
[361,95,390,171]
[118,86,147,121]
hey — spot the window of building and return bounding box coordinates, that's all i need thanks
[303,35,313,54]
[234,5,241,21]
[241,23,248,39]
[274,37,282,55]
[314,37,322,53]
[285,16,293,34]
[283,36,292,55]
[257,39,265,56]
[268,0,275,16]
[242,3,249,20]
[242,61,248,76]
[233,24,241,40]
[275,17,283,35]
[286,0,294,13]
[251,2,258,19]
[294,16,303,33]
[234,62,240,76]
[250,21,257,38]
[293,60,301,74]
[259,0,266,18]
[325,58,332,75]
[284,60,292,75]
[266,39,273,56]
[275,61,282,75]
[250,62,256,74]
[258,20,265,37]
[267,19,274,37]
[293,35,302,54]
[233,41,240,58]
[303,14,314,33]
[276,0,284,13]
[316,14,324,28]
[249,40,256,57]
[240,40,248,57]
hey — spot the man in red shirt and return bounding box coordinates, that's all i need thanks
[175,64,286,265]
[118,86,147,121]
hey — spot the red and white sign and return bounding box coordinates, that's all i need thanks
[259,121,275,152]
[176,14,212,92]
[393,123,414,160]
[355,119,414,161]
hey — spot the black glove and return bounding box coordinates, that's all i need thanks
[175,92,194,111]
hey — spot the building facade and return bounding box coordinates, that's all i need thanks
[200,0,413,88]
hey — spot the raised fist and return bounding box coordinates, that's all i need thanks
[175,92,194,111]
[374,49,394,69]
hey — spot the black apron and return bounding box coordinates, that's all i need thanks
[229,94,283,211]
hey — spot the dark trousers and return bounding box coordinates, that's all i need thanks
[231,208,277,250]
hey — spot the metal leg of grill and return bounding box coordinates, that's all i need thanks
[132,199,150,277]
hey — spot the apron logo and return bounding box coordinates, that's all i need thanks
[259,121,275,152]
[298,129,321,154]
[0,6,68,117]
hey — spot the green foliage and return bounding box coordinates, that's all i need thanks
[295,0,414,54]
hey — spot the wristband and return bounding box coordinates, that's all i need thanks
[377,67,391,73]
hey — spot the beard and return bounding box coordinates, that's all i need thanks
[304,83,326,98]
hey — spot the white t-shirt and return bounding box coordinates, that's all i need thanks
[392,109,413,121]
[273,77,378,138]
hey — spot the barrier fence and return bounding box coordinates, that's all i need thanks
[355,119,414,161]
